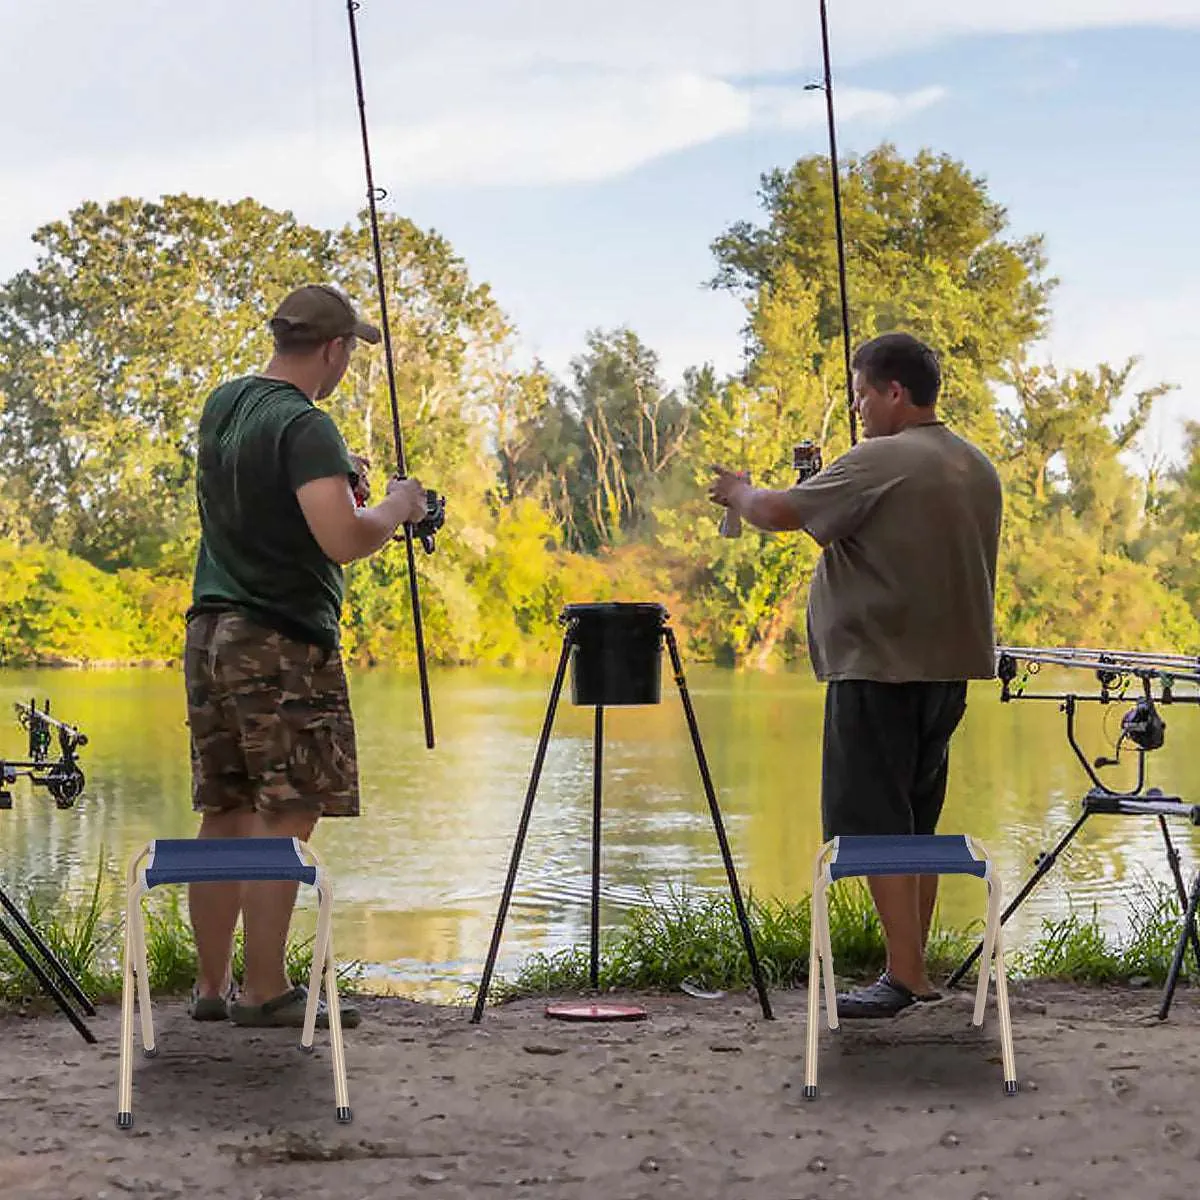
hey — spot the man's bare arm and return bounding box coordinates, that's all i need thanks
[709,469,809,533]
[296,475,427,564]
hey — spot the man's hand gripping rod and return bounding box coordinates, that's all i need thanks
[345,0,445,749]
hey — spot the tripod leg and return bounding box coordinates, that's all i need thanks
[0,910,96,1044]
[0,885,96,1015]
[1157,870,1200,1022]
[590,705,604,990]
[664,629,773,1020]
[1155,817,1200,974]
[946,810,1091,989]
[470,632,572,1023]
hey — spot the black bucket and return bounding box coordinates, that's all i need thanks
[564,602,666,707]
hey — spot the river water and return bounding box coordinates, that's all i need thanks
[1,664,1197,997]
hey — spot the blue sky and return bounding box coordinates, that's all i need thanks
[2,1,1198,461]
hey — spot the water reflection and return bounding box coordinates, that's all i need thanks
[1,665,1196,998]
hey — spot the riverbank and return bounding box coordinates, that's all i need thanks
[1,982,1198,1199]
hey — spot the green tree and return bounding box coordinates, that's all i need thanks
[710,144,1055,454]
[654,277,827,666]
[523,329,691,551]
[0,195,332,570]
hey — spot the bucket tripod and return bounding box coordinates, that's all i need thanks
[471,603,773,1022]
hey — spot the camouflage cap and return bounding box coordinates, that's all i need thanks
[269,284,381,345]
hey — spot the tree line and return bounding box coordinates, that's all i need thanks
[1,144,1197,669]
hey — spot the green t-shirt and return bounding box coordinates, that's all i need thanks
[188,376,354,649]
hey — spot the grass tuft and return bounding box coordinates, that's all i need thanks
[0,856,362,1008]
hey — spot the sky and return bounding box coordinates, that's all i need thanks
[2,0,1199,463]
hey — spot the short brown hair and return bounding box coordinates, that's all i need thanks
[269,322,343,355]
[852,333,942,408]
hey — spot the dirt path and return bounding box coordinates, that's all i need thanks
[2,982,1198,1199]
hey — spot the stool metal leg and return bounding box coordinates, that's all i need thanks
[133,890,155,1057]
[804,854,823,1100]
[805,844,838,1099]
[992,920,1018,1094]
[971,879,1000,1029]
[967,839,1018,1095]
[300,846,351,1123]
[117,845,151,1129]
[301,873,328,1050]
[321,909,351,1123]
[312,861,351,1123]
[817,878,838,1029]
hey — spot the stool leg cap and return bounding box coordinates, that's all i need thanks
[802,1085,818,1100]
[336,1106,353,1124]
[1004,1080,1019,1096]
[143,1048,158,1059]
[117,1113,133,1130]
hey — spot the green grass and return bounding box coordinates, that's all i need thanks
[0,859,362,1009]
[494,876,1198,1002]
[492,882,976,1001]
[1011,876,1196,986]
[1,862,1195,1010]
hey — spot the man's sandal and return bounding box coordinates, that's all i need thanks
[230,984,361,1030]
[188,981,237,1022]
[835,971,941,1019]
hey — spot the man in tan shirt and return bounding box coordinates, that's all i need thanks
[710,332,1002,1017]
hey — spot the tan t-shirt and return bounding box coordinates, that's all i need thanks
[785,423,1002,683]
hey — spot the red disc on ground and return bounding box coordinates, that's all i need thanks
[544,1002,648,1022]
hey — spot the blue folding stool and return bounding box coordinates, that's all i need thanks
[804,834,1017,1098]
[116,837,350,1129]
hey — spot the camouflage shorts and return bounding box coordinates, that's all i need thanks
[184,611,360,818]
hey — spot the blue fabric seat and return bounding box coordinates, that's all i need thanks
[826,834,989,881]
[143,838,318,888]
[116,836,350,1130]
[805,833,1017,1099]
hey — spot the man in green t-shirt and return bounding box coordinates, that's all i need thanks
[185,283,428,1029]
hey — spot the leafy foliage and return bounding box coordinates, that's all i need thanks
[0,142,1197,669]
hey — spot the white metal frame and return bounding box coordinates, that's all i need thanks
[803,834,1017,1098]
[116,837,350,1129]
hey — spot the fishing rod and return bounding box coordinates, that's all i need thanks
[806,0,857,446]
[997,645,1200,699]
[345,0,443,750]
[1000,645,1200,675]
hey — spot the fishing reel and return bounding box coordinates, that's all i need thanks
[1,700,88,810]
[1094,695,1166,769]
[413,489,446,554]
[36,763,87,809]
[793,440,823,482]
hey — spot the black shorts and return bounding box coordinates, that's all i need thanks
[820,680,968,839]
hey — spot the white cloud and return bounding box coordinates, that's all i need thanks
[0,71,945,271]
[0,0,1196,448]
[3,1,1197,191]
[380,79,947,188]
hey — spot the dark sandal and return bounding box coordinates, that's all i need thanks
[188,981,237,1022]
[230,984,361,1030]
[836,972,941,1019]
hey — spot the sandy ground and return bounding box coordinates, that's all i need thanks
[1,981,1199,1199]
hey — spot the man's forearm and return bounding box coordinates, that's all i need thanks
[345,493,413,561]
[737,487,806,533]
